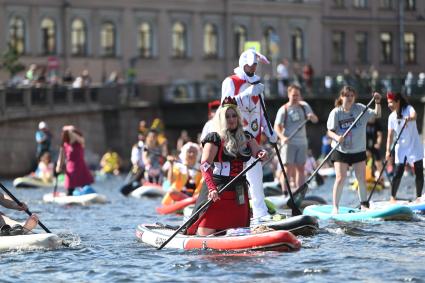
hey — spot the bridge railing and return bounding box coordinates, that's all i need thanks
[1,76,425,118]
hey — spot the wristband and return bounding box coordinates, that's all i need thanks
[200,162,217,192]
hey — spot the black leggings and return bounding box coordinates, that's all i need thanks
[391,159,424,198]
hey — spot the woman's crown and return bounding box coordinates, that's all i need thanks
[221,96,237,107]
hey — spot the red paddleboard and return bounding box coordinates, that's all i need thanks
[156,196,197,215]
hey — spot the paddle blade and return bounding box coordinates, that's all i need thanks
[289,183,309,208]
[315,173,325,186]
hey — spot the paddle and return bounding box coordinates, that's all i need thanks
[366,119,408,203]
[289,97,376,207]
[0,181,51,233]
[258,94,302,216]
[53,146,64,199]
[286,119,309,141]
[157,157,261,250]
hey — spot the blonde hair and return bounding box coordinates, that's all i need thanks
[179,142,201,164]
[212,106,250,158]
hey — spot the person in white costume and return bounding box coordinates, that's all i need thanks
[386,92,424,202]
[221,49,277,221]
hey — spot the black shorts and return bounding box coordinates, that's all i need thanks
[331,150,366,166]
[367,147,382,161]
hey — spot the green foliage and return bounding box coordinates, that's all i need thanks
[0,43,25,78]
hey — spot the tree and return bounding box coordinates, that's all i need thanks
[0,43,25,78]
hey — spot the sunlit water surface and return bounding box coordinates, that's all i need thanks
[1,175,424,282]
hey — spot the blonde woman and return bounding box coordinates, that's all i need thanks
[162,142,203,205]
[186,97,268,236]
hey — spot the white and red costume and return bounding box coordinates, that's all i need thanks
[221,49,277,219]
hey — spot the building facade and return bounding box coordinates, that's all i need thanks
[0,0,423,85]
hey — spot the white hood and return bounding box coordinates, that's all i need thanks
[233,49,270,83]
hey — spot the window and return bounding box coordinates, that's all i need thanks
[263,26,277,59]
[355,32,368,64]
[332,31,345,64]
[291,28,303,61]
[234,25,247,57]
[404,32,416,64]
[332,0,345,8]
[71,18,87,56]
[101,22,116,57]
[380,32,392,64]
[405,0,415,11]
[138,22,153,58]
[41,18,56,55]
[172,21,187,58]
[353,0,368,8]
[379,0,394,9]
[9,16,25,54]
[204,23,218,58]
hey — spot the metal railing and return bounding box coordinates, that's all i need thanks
[1,76,425,119]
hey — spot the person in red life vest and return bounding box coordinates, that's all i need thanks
[220,48,277,223]
[200,100,221,141]
[186,97,268,236]
[55,125,94,196]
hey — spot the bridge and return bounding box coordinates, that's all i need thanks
[1,78,424,176]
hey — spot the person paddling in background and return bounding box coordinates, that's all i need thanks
[143,129,164,184]
[327,86,382,214]
[56,125,94,196]
[200,100,220,141]
[0,193,39,235]
[34,152,54,183]
[35,121,52,161]
[386,92,424,203]
[161,142,203,205]
[274,84,318,196]
[186,97,268,236]
[100,149,122,176]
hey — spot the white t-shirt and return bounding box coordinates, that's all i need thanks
[200,119,214,142]
[388,105,424,164]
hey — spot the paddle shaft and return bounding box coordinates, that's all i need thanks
[157,157,261,250]
[286,119,309,141]
[298,97,376,191]
[367,119,409,202]
[0,182,51,233]
[258,94,301,216]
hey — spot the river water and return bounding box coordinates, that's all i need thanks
[1,174,424,282]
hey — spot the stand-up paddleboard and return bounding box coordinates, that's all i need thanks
[371,200,425,214]
[318,167,336,177]
[266,195,327,209]
[0,216,62,252]
[303,204,413,221]
[13,176,56,189]
[130,183,166,198]
[182,205,318,236]
[156,197,197,215]
[252,215,319,236]
[43,192,108,205]
[136,223,301,251]
[263,181,284,197]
